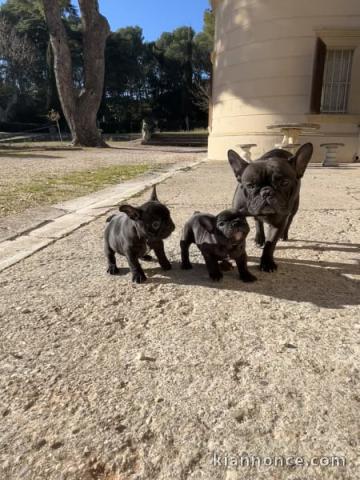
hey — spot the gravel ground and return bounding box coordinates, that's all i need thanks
[0,161,359,480]
[0,142,206,188]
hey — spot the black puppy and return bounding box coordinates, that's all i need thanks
[104,186,175,283]
[228,143,313,272]
[180,209,256,282]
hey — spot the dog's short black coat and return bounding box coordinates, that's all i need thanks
[180,209,256,282]
[228,143,313,273]
[104,186,175,283]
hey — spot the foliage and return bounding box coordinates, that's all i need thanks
[194,9,214,78]
[0,18,37,120]
[0,0,214,132]
[0,0,81,125]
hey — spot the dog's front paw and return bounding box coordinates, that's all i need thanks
[260,257,278,272]
[161,260,172,271]
[220,260,234,272]
[107,265,119,275]
[181,262,193,270]
[209,271,223,282]
[240,271,257,283]
[132,271,147,284]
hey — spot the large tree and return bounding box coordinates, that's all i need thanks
[42,0,110,146]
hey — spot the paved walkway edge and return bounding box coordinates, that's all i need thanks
[0,159,204,272]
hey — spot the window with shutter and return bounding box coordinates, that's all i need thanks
[310,38,327,114]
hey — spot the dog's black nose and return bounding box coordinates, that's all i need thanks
[260,187,274,199]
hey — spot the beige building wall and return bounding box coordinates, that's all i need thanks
[209,0,360,162]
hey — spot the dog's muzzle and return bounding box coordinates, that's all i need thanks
[157,221,175,239]
[258,187,287,215]
[232,230,247,241]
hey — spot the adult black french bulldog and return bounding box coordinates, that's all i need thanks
[104,186,175,283]
[228,143,313,272]
[180,209,257,282]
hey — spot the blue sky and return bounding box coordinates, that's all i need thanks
[83,0,210,40]
[0,0,210,40]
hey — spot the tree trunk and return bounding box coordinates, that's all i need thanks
[46,41,62,114]
[42,0,110,147]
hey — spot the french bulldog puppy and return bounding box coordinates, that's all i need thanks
[104,186,175,283]
[228,143,313,273]
[180,209,257,282]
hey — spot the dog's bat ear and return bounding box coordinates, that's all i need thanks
[150,185,159,202]
[228,150,249,181]
[106,214,117,223]
[289,143,313,178]
[199,215,216,233]
[119,204,142,220]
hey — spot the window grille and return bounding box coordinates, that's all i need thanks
[321,48,354,113]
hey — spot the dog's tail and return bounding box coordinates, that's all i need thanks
[106,214,116,223]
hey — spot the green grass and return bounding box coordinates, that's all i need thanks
[0,164,151,217]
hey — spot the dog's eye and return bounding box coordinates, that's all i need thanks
[152,220,161,230]
[280,179,290,186]
[218,221,225,228]
[246,183,256,189]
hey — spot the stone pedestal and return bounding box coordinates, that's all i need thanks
[237,143,257,161]
[275,143,300,155]
[321,143,344,167]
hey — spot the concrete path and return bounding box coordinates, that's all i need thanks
[0,162,359,480]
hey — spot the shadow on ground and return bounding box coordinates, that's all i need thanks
[0,152,62,159]
[0,145,82,152]
[109,145,208,154]
[111,239,359,310]
[307,165,360,170]
[276,239,360,253]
